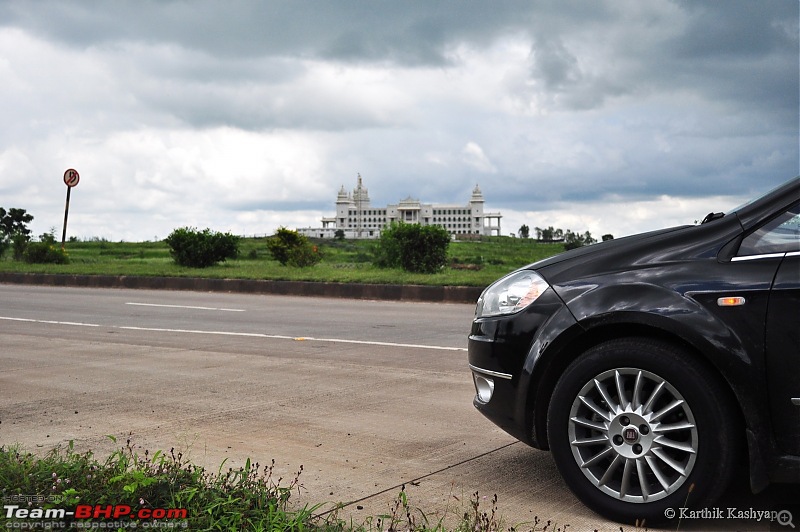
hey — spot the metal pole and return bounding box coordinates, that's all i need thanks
[61,185,71,249]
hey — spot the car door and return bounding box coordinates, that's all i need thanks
[767,252,800,454]
[738,201,800,454]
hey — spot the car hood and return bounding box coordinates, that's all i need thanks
[523,216,744,285]
[525,226,687,271]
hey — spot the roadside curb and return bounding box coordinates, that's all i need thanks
[0,272,483,304]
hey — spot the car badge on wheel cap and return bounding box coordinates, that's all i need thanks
[623,427,639,444]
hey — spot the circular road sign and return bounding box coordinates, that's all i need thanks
[63,169,80,187]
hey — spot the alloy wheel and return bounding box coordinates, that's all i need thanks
[567,367,698,503]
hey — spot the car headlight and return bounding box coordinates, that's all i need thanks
[475,270,550,318]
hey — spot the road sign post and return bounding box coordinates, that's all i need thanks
[62,169,80,249]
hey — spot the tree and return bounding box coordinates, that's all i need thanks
[564,230,597,250]
[0,207,34,258]
[334,229,345,241]
[518,224,530,239]
[0,207,33,238]
[563,230,579,250]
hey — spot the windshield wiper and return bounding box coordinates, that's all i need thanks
[700,212,725,224]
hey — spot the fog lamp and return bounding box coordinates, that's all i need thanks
[474,373,495,403]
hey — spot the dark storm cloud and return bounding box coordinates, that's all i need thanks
[663,1,797,117]
[0,0,796,240]
[3,0,794,131]
[0,0,517,63]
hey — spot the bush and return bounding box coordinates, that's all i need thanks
[266,228,322,268]
[23,242,69,264]
[374,223,450,273]
[164,227,240,268]
[11,233,30,261]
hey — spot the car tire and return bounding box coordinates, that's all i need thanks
[547,337,738,526]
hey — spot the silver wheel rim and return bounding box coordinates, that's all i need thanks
[567,368,698,503]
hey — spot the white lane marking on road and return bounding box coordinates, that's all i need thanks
[126,302,245,312]
[0,316,466,352]
[119,326,287,339]
[293,336,466,351]
[120,327,466,351]
[0,316,100,327]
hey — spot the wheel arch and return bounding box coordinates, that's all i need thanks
[527,320,746,458]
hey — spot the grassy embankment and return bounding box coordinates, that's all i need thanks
[0,236,566,287]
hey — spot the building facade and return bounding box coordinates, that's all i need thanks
[299,176,502,239]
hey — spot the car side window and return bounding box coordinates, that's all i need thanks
[738,201,800,256]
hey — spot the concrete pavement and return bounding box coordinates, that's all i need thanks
[1,284,796,531]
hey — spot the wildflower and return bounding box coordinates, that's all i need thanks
[52,473,57,479]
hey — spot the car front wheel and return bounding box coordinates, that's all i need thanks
[547,338,738,525]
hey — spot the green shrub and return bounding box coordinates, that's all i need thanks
[11,233,30,261]
[164,227,240,268]
[266,228,322,267]
[23,242,69,264]
[374,223,450,273]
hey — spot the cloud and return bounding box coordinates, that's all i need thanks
[0,0,795,242]
[461,142,497,174]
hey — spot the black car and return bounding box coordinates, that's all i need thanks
[468,176,799,525]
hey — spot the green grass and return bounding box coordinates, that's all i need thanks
[0,237,566,288]
[0,440,577,531]
[0,438,315,531]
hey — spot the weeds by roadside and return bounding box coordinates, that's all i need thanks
[0,437,314,530]
[0,438,589,531]
[316,488,577,532]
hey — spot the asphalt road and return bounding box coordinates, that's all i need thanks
[0,284,796,531]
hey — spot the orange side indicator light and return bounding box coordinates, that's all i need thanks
[717,296,746,307]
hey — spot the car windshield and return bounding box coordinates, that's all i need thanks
[728,180,793,214]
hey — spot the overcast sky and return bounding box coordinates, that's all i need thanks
[1,0,797,242]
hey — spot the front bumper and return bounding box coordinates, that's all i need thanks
[467,287,569,446]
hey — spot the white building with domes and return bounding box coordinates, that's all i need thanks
[298,175,502,239]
